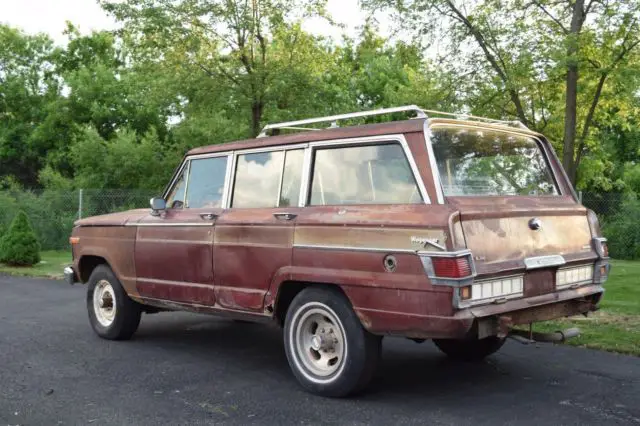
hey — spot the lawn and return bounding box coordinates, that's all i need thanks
[536,259,640,356]
[1,251,638,355]
[0,250,72,279]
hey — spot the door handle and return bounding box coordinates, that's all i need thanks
[273,212,297,221]
[200,213,218,221]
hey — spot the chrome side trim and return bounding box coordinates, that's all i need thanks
[125,222,214,227]
[293,243,417,254]
[423,120,445,204]
[523,255,566,270]
[304,134,430,205]
[223,152,236,208]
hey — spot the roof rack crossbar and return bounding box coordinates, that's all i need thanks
[419,108,529,129]
[257,105,427,137]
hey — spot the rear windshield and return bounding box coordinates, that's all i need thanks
[430,127,559,196]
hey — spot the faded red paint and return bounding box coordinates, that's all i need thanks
[69,116,606,340]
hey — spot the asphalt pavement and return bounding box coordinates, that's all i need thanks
[1,275,639,425]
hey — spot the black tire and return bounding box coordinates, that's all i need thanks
[86,264,141,340]
[433,336,505,361]
[283,287,381,397]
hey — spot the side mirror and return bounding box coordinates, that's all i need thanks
[150,197,167,216]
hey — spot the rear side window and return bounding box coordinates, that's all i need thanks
[309,143,422,205]
[185,156,228,208]
[431,127,559,196]
[231,148,304,208]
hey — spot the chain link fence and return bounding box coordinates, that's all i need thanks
[0,189,638,258]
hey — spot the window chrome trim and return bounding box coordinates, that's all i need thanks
[162,160,189,201]
[221,153,234,209]
[299,147,312,207]
[303,134,430,205]
[276,150,287,207]
[182,159,192,208]
[234,143,309,156]
[424,120,445,204]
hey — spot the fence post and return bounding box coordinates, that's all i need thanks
[78,189,83,220]
[578,191,583,203]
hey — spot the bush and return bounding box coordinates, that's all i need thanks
[602,197,640,260]
[0,211,41,266]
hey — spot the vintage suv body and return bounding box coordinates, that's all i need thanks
[66,105,610,397]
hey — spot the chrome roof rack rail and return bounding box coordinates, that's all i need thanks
[257,105,427,138]
[257,105,530,137]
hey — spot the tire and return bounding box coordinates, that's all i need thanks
[86,264,141,340]
[283,287,381,397]
[433,336,505,361]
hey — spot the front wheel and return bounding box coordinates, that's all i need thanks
[433,336,505,361]
[87,265,141,340]
[283,287,381,397]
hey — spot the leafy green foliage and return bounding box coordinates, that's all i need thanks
[603,197,640,260]
[0,211,41,266]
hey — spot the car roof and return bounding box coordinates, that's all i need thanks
[186,117,545,156]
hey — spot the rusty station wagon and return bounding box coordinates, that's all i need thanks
[65,105,610,397]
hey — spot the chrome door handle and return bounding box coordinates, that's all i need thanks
[200,213,218,220]
[273,212,297,221]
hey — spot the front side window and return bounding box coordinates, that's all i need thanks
[431,127,559,196]
[309,143,422,205]
[166,166,187,209]
[185,156,228,208]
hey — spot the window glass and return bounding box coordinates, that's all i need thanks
[279,149,304,207]
[165,165,187,209]
[309,143,422,205]
[232,151,284,208]
[431,127,559,196]
[185,156,228,208]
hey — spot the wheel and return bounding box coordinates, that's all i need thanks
[283,287,381,397]
[87,265,141,340]
[433,336,505,361]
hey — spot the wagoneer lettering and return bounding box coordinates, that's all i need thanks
[66,105,609,397]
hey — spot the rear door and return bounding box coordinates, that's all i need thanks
[213,147,305,312]
[429,124,596,296]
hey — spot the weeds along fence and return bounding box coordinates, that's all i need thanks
[0,190,638,259]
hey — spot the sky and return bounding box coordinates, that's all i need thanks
[0,0,385,45]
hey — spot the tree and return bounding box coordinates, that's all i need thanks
[364,0,640,184]
[101,0,331,137]
[0,211,41,266]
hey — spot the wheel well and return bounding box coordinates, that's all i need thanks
[274,281,349,326]
[78,255,109,282]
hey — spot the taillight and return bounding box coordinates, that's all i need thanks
[431,256,472,278]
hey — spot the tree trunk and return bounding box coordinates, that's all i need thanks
[251,100,264,138]
[562,0,585,185]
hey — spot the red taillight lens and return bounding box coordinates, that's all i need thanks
[431,256,472,278]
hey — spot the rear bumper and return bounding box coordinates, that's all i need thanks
[358,284,604,339]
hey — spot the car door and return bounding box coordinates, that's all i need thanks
[135,154,231,306]
[214,147,305,312]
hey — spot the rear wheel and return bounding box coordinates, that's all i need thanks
[433,336,505,361]
[283,287,381,397]
[87,265,141,340]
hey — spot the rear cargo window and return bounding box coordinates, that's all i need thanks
[309,143,422,205]
[431,127,559,196]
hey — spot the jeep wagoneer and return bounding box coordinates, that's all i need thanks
[65,105,609,397]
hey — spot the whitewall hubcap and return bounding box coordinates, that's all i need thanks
[93,280,117,327]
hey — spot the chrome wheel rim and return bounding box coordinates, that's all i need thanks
[291,303,347,382]
[93,279,116,327]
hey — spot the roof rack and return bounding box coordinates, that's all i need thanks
[257,105,529,137]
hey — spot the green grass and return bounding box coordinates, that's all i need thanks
[535,259,640,356]
[1,251,638,355]
[0,250,71,279]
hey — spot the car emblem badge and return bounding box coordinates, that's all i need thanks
[528,218,542,231]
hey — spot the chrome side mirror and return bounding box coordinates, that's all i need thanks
[150,197,167,216]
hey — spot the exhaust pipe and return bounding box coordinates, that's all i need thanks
[509,327,580,344]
